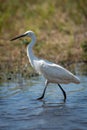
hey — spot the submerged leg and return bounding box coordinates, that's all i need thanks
[37,80,48,100]
[58,84,66,102]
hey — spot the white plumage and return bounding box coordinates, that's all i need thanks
[32,59,80,84]
[11,30,80,101]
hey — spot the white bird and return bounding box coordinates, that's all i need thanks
[11,30,80,101]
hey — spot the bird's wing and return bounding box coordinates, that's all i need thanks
[40,61,79,83]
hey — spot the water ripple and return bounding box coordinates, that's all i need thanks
[0,63,87,130]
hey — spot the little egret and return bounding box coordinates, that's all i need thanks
[11,30,80,101]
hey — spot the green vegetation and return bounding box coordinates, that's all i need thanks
[81,41,87,61]
[0,0,87,79]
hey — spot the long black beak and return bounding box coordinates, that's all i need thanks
[10,33,27,41]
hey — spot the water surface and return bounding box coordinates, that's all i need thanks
[0,63,87,130]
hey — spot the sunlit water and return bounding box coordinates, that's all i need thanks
[0,63,87,130]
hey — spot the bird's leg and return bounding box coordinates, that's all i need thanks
[58,84,66,102]
[37,80,48,100]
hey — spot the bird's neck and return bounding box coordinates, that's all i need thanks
[27,35,37,67]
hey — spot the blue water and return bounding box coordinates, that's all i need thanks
[0,63,87,130]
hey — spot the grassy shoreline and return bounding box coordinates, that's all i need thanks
[0,0,87,79]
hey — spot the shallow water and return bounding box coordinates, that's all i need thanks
[0,63,87,130]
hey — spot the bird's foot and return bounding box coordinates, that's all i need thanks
[37,96,44,100]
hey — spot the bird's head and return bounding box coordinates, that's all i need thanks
[24,30,35,38]
[11,30,35,42]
